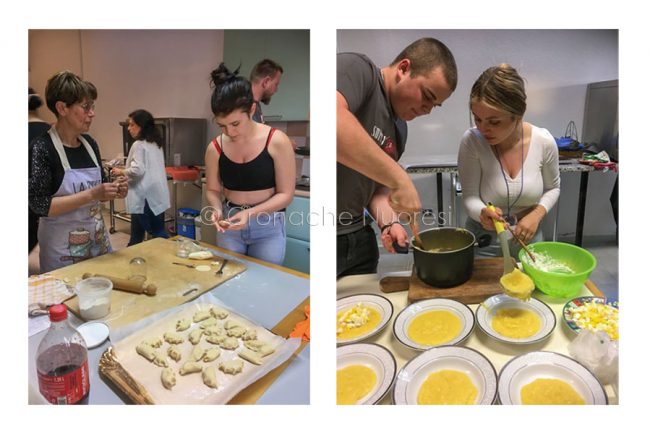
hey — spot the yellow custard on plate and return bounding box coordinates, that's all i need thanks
[407,310,462,346]
[337,365,377,404]
[491,308,541,338]
[521,378,585,405]
[417,369,478,405]
[336,303,382,340]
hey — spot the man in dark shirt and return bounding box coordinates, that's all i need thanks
[250,59,283,124]
[337,38,458,277]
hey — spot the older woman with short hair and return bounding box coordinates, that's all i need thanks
[29,71,128,272]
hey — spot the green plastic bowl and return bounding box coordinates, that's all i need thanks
[518,242,597,299]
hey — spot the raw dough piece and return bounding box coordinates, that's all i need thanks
[189,328,204,345]
[224,319,244,330]
[238,348,263,365]
[219,337,239,350]
[190,346,206,362]
[210,306,229,319]
[193,311,212,323]
[203,347,221,362]
[188,250,214,260]
[242,329,257,341]
[195,265,211,272]
[219,359,244,375]
[163,332,185,345]
[203,325,224,336]
[142,337,162,348]
[199,317,218,328]
[161,367,176,390]
[136,343,156,361]
[152,351,168,367]
[244,340,275,357]
[179,362,203,375]
[226,325,247,338]
[202,365,219,388]
[167,345,182,362]
[175,318,191,332]
[205,334,226,345]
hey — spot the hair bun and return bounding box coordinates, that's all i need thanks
[210,63,242,87]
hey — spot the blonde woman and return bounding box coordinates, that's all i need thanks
[457,64,560,255]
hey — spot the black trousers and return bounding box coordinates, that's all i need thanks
[337,225,380,278]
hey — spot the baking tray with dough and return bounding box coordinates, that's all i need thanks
[101,300,300,404]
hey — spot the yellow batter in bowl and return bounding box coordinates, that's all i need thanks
[407,310,462,346]
[491,308,541,339]
[337,365,377,405]
[521,378,585,405]
[417,369,478,405]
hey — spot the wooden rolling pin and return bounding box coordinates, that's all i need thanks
[82,273,157,296]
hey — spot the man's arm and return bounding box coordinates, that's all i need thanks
[336,92,421,214]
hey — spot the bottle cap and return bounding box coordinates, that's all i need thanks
[49,304,68,322]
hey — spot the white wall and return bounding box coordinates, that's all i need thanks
[337,29,619,239]
[29,29,225,162]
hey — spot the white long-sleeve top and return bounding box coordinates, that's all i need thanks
[457,125,560,222]
[123,140,170,216]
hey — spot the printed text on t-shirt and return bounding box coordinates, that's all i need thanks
[372,126,397,160]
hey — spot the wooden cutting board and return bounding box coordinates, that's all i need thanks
[51,238,246,328]
[379,257,505,304]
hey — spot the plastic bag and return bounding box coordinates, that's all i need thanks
[555,121,584,150]
[568,329,618,385]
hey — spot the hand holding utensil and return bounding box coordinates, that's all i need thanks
[507,226,536,263]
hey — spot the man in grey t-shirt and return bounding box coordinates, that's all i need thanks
[337,38,457,277]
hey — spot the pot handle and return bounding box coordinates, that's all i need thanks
[476,234,492,248]
[392,241,410,254]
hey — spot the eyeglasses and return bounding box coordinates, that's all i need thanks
[77,102,96,113]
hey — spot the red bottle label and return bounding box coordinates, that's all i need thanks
[37,360,89,404]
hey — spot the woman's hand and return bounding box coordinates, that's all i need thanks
[111,167,125,177]
[209,207,227,233]
[479,206,504,231]
[381,223,409,253]
[91,182,120,201]
[514,209,545,243]
[114,176,128,199]
[221,209,251,231]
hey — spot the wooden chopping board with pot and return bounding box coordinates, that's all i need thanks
[51,238,246,328]
[379,257,505,304]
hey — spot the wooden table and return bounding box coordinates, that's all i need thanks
[28,241,310,405]
[337,273,617,405]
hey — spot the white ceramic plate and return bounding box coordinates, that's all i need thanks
[476,294,556,345]
[393,346,498,405]
[498,351,608,405]
[336,294,393,345]
[77,321,110,349]
[337,343,397,405]
[393,298,475,350]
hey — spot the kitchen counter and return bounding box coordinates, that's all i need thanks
[399,156,617,246]
[28,242,310,405]
[337,273,618,405]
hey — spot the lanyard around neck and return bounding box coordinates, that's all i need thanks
[494,125,524,224]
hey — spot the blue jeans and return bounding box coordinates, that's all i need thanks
[216,204,286,265]
[128,200,169,246]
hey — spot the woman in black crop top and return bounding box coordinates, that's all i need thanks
[204,63,295,265]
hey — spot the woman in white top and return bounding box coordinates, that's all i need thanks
[112,109,170,245]
[457,64,560,255]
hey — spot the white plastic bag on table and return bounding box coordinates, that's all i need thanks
[568,329,618,386]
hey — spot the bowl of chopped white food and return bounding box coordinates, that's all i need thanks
[563,296,618,340]
[519,242,597,298]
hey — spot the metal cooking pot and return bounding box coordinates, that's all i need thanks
[402,227,491,288]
